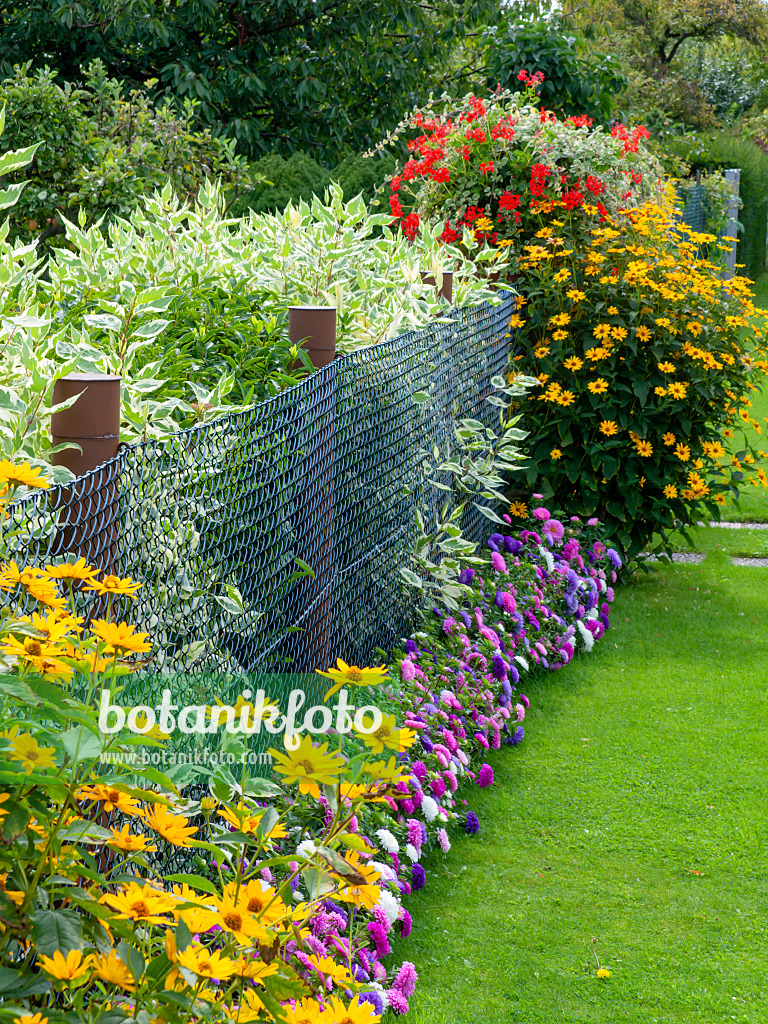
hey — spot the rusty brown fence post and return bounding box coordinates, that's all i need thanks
[288,308,337,672]
[50,373,122,580]
[420,269,453,303]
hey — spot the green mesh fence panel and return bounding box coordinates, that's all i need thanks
[4,297,514,777]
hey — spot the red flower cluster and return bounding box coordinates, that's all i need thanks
[529,163,552,198]
[610,123,651,155]
[516,69,545,88]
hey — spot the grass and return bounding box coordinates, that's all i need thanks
[388,273,768,1022]
[393,552,768,1023]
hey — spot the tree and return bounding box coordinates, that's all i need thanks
[0,60,254,249]
[0,1,502,161]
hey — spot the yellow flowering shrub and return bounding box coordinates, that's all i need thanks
[512,193,768,558]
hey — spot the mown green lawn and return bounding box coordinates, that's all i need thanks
[392,272,768,1023]
[393,552,768,1023]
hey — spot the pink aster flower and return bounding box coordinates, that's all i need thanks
[543,518,565,544]
[532,506,550,520]
[401,658,416,682]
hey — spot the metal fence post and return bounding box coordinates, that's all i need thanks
[723,168,740,279]
[288,308,337,671]
[49,373,122,578]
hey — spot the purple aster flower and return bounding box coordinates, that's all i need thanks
[519,692,530,708]
[487,532,504,553]
[543,518,565,544]
[387,989,410,1015]
[465,811,480,834]
[393,961,419,999]
[504,725,525,746]
[458,567,476,586]
[607,547,622,569]
[360,992,384,1016]
[411,760,428,781]
[477,763,494,787]
[504,536,523,555]
[400,909,413,937]
[491,653,507,681]
[494,590,505,609]
[419,734,434,753]
[491,551,508,573]
[411,864,426,889]
[459,609,472,630]
[405,638,419,656]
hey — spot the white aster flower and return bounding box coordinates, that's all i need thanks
[370,860,398,883]
[539,545,555,573]
[421,794,439,822]
[375,828,400,854]
[405,843,420,862]
[576,619,594,652]
[376,888,401,925]
[296,839,317,858]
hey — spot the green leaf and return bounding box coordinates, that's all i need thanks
[164,873,219,896]
[399,567,424,589]
[32,908,84,957]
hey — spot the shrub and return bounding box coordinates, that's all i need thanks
[512,194,768,559]
[228,150,330,216]
[666,131,768,279]
[0,61,255,249]
[331,150,396,207]
[383,82,661,260]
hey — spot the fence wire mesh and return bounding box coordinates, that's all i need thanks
[5,297,514,769]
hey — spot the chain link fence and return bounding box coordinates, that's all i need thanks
[5,297,514,764]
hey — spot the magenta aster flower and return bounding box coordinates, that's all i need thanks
[477,763,494,787]
[532,506,550,520]
[543,518,565,544]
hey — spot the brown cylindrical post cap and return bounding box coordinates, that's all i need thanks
[51,374,121,477]
[288,306,337,369]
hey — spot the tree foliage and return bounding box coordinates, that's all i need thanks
[0,0,502,161]
[0,60,254,248]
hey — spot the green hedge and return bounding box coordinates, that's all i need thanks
[229,150,394,217]
[666,133,768,279]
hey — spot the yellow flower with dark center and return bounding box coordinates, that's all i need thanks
[144,804,198,846]
[607,306,619,315]
[91,949,136,990]
[107,824,157,853]
[8,733,56,775]
[663,485,678,499]
[553,269,570,283]
[317,658,387,700]
[85,574,142,599]
[675,444,691,462]
[634,440,653,457]
[332,853,383,911]
[268,733,345,797]
[101,882,177,923]
[587,379,609,395]
[355,712,417,754]
[278,998,326,1024]
[654,387,667,396]
[702,442,726,459]
[0,462,50,490]
[177,946,237,980]
[552,329,568,340]
[585,347,608,362]
[556,390,576,407]
[566,289,586,301]
[17,610,81,642]
[227,989,270,1022]
[667,382,687,400]
[534,346,550,358]
[210,893,266,944]
[610,326,628,341]
[657,362,675,373]
[599,421,618,436]
[549,312,571,326]
[89,620,152,654]
[663,433,676,446]
[227,879,287,924]
[550,449,562,460]
[37,949,92,982]
[637,326,652,341]
[77,784,144,816]
[218,804,287,839]
[44,558,95,584]
[509,501,528,517]
[564,357,583,371]
[593,324,612,340]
